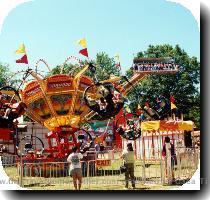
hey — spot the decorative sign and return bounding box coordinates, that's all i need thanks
[47,81,72,89]
[25,85,41,97]
[96,159,111,167]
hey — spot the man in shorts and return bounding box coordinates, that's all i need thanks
[67,146,83,190]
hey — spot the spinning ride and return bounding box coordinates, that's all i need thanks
[1,56,178,160]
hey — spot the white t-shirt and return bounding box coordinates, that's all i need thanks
[67,152,83,170]
[122,149,135,164]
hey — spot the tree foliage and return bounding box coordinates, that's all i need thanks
[0,63,11,87]
[0,63,21,88]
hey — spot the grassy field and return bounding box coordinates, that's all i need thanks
[3,163,192,191]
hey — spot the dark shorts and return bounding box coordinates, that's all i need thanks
[70,168,82,178]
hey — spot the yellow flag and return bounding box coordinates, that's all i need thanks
[125,105,131,113]
[137,104,142,109]
[171,102,177,110]
[15,44,26,54]
[78,38,87,48]
[114,53,120,61]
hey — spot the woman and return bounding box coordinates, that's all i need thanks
[121,143,135,189]
[67,146,83,190]
[162,136,176,182]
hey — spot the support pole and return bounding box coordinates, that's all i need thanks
[165,142,172,185]
[142,134,146,183]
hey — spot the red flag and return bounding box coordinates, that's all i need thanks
[115,62,121,68]
[79,48,89,57]
[145,101,149,108]
[16,54,28,64]
[170,95,175,103]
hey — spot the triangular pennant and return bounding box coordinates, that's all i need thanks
[115,62,121,68]
[137,104,142,110]
[78,38,87,48]
[114,53,120,61]
[145,101,149,108]
[79,48,89,57]
[136,104,142,116]
[170,95,175,103]
[15,44,26,54]
[16,54,28,64]
[125,105,131,113]
[171,102,177,110]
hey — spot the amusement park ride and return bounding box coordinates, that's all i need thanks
[0,56,178,165]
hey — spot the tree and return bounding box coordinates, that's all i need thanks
[0,63,11,87]
[90,52,120,82]
[0,63,21,88]
[126,44,200,128]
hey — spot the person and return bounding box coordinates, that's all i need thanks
[116,125,125,137]
[86,95,97,106]
[98,85,109,97]
[121,143,135,189]
[4,101,27,121]
[162,136,176,182]
[0,92,6,117]
[67,146,83,190]
[125,119,135,139]
[97,97,107,113]
[0,92,3,110]
[94,142,100,158]
[99,143,105,158]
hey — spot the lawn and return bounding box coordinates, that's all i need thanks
[3,162,191,191]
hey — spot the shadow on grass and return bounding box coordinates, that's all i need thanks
[24,183,56,187]
[172,178,191,186]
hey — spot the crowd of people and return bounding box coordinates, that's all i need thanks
[116,118,141,140]
[132,62,179,72]
[85,85,124,117]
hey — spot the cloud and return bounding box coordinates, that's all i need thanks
[0,0,33,34]
[167,0,200,30]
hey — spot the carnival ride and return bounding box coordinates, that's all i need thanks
[0,56,179,165]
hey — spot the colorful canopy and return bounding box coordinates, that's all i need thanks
[20,73,94,130]
[141,120,194,131]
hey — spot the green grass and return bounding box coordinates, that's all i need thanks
[3,163,196,190]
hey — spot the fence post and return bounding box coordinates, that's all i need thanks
[18,156,23,187]
[141,136,146,183]
[159,133,165,185]
[87,161,90,189]
[165,143,172,185]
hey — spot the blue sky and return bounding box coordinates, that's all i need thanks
[0,0,200,74]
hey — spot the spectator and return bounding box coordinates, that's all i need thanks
[67,146,83,190]
[95,142,100,158]
[162,136,176,182]
[121,143,135,189]
[0,92,3,109]
[97,97,107,113]
[0,92,4,117]
[99,143,105,159]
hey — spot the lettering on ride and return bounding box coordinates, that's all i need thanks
[48,81,72,89]
[25,86,41,97]
[96,159,111,166]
